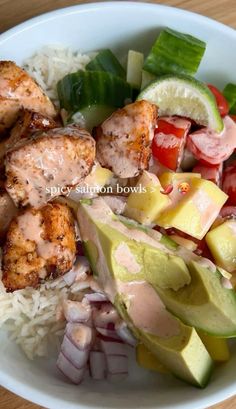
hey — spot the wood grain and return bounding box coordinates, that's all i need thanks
[0,0,236,408]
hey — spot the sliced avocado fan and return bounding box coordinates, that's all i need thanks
[77,197,213,387]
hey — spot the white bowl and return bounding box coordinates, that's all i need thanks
[0,2,236,409]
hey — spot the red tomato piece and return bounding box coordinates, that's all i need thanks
[230,114,236,122]
[152,116,191,171]
[222,161,236,205]
[208,84,229,117]
[192,161,223,186]
[187,115,236,165]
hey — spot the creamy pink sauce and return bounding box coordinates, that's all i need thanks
[17,211,60,260]
[89,198,166,251]
[154,133,179,149]
[118,280,180,338]
[77,203,117,302]
[114,242,141,274]
[161,116,191,130]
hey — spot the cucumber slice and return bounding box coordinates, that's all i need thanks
[138,74,223,132]
[57,70,132,122]
[223,83,236,114]
[126,50,144,89]
[86,49,125,79]
[141,70,156,90]
[72,106,115,132]
[143,28,206,77]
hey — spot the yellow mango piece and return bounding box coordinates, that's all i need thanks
[124,171,171,225]
[198,331,230,362]
[206,220,236,273]
[136,343,169,373]
[86,163,113,188]
[159,172,201,186]
[156,175,228,240]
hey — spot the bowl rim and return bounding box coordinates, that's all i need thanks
[0,2,236,408]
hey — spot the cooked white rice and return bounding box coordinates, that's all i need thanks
[0,273,88,360]
[0,46,94,360]
[23,45,92,104]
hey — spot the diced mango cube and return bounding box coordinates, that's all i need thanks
[86,163,113,188]
[159,172,201,186]
[198,331,230,362]
[156,174,228,240]
[136,343,169,373]
[206,220,236,272]
[124,171,171,225]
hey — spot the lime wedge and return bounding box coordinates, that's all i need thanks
[137,74,223,132]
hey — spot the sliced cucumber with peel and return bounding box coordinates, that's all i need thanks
[86,49,126,79]
[126,50,144,89]
[57,70,132,129]
[72,106,115,132]
[143,28,206,77]
[138,74,223,132]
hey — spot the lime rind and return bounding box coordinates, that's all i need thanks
[137,74,223,132]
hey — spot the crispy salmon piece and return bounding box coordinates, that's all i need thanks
[0,61,56,135]
[95,100,157,178]
[5,125,95,208]
[2,202,76,291]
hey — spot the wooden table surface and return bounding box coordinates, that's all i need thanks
[0,0,236,408]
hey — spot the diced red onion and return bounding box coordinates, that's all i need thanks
[63,300,91,323]
[115,322,137,346]
[106,354,128,375]
[85,292,108,302]
[66,323,93,350]
[89,351,107,380]
[63,257,90,286]
[61,335,89,368]
[99,338,128,356]
[57,352,86,384]
[93,303,119,328]
[96,327,121,340]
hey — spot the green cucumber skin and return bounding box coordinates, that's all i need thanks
[86,49,126,79]
[144,28,206,77]
[223,83,236,114]
[57,70,132,115]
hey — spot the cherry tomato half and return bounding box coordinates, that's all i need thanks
[208,84,229,117]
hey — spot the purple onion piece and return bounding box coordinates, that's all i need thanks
[89,351,107,380]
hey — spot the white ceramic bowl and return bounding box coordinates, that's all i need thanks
[0,3,236,408]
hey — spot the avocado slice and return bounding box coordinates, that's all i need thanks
[118,216,236,337]
[77,197,213,387]
[156,261,236,337]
